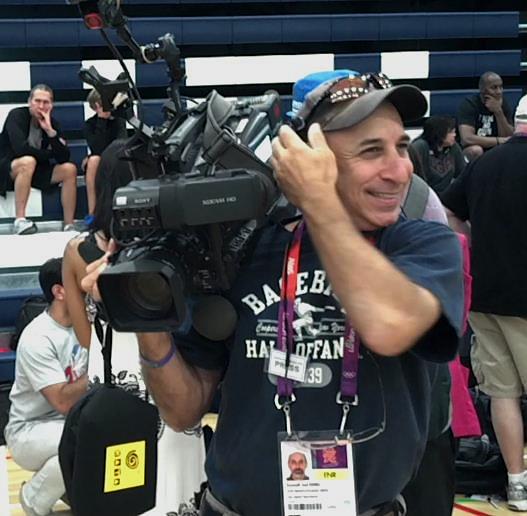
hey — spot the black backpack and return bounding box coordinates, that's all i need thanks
[59,322,159,515]
[10,295,48,351]
[454,388,508,496]
[455,435,507,497]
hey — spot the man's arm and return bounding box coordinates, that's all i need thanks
[137,332,222,432]
[45,117,70,163]
[5,109,53,161]
[444,207,471,243]
[485,96,514,137]
[40,375,88,415]
[494,109,514,137]
[272,125,444,356]
[78,241,225,431]
[63,239,92,349]
[458,124,508,149]
[303,204,442,355]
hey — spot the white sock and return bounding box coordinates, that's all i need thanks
[508,471,527,484]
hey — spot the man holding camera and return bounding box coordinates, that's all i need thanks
[83,70,463,516]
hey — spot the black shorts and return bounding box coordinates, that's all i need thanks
[0,157,55,192]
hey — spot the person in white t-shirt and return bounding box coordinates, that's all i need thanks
[5,258,88,516]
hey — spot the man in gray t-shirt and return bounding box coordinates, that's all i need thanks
[5,258,88,516]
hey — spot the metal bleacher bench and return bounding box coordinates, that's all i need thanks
[0,12,520,47]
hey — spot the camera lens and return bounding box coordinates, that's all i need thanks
[124,273,173,319]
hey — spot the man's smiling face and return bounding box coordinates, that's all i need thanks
[324,102,413,231]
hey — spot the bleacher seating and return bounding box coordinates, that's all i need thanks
[0,0,524,381]
[0,12,521,47]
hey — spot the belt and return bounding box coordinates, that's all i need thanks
[200,489,242,516]
[199,489,406,516]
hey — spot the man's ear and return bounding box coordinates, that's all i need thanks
[51,284,65,302]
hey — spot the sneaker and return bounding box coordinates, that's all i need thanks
[13,218,37,235]
[63,220,88,233]
[19,481,48,516]
[507,482,527,511]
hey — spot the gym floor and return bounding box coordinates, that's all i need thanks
[1,443,522,516]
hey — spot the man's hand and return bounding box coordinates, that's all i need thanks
[80,239,118,302]
[484,95,503,114]
[271,123,338,211]
[36,109,57,138]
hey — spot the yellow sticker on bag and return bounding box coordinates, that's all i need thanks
[104,440,146,493]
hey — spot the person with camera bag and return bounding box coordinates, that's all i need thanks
[62,139,206,514]
[81,70,464,516]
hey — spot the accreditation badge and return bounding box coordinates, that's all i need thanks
[278,431,357,516]
[268,348,309,383]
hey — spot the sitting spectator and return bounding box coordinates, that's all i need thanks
[410,116,466,194]
[0,84,78,235]
[4,258,88,516]
[83,89,126,220]
[458,71,513,161]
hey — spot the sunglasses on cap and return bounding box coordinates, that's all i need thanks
[289,73,393,133]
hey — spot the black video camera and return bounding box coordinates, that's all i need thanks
[70,0,284,336]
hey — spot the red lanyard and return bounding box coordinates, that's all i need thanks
[276,221,304,398]
[275,221,362,435]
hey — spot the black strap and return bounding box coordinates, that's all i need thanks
[371,499,405,516]
[78,232,105,264]
[93,315,151,401]
[402,174,428,220]
[94,316,113,386]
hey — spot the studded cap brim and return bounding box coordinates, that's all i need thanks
[314,85,428,131]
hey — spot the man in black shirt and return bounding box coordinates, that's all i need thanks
[0,84,78,235]
[82,71,464,516]
[442,94,527,512]
[83,89,127,219]
[457,71,513,162]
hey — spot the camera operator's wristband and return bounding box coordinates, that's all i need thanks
[140,341,177,368]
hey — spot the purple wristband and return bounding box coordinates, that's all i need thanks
[139,341,177,368]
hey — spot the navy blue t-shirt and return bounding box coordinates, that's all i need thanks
[176,217,463,515]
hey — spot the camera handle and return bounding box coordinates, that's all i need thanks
[76,1,186,117]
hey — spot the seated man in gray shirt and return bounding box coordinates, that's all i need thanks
[5,258,88,516]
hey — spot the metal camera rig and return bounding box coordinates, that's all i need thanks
[69,0,285,335]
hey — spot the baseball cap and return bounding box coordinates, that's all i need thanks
[287,69,360,118]
[289,70,428,133]
[514,94,527,124]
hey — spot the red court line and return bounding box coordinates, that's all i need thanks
[453,502,493,516]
